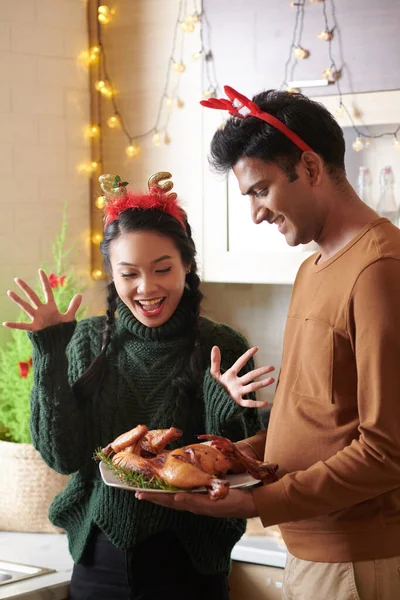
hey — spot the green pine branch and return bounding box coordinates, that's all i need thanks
[0,206,87,444]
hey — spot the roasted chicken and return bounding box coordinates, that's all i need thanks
[101,425,278,500]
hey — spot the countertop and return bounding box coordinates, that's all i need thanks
[0,529,286,598]
[0,533,72,600]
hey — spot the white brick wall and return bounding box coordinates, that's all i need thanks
[0,0,99,345]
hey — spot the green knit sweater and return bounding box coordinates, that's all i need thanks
[28,295,263,575]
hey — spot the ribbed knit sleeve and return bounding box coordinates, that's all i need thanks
[202,322,263,441]
[28,318,102,474]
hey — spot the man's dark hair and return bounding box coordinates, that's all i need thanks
[209,89,346,181]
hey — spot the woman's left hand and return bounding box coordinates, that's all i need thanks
[210,346,275,408]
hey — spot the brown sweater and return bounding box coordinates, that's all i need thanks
[248,218,400,562]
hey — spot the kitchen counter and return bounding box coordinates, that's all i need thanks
[0,530,286,599]
[0,533,72,600]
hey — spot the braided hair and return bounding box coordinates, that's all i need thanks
[73,208,204,423]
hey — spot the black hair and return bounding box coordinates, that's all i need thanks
[209,89,346,181]
[73,208,205,434]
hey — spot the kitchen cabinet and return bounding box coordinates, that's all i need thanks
[229,561,284,600]
[203,0,400,97]
[201,89,400,283]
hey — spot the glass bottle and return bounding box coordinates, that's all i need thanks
[357,166,374,209]
[376,166,399,226]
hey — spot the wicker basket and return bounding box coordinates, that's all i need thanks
[0,440,69,533]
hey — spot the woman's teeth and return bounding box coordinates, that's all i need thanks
[137,298,165,312]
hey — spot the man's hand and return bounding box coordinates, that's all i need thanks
[135,488,259,519]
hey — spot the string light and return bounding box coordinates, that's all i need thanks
[192,50,202,60]
[125,144,140,158]
[91,232,103,245]
[85,124,101,138]
[164,133,172,145]
[107,114,120,128]
[352,137,364,152]
[165,96,174,107]
[173,61,186,73]
[393,137,400,151]
[98,5,114,25]
[91,269,104,280]
[294,46,310,59]
[95,196,106,209]
[152,132,161,147]
[318,29,333,41]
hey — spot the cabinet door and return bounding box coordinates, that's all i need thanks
[229,561,284,600]
[202,109,314,283]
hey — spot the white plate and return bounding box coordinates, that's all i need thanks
[99,461,260,494]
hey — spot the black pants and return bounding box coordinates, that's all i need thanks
[69,528,230,600]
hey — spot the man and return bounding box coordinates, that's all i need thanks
[137,87,400,599]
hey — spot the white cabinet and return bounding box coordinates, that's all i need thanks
[201,109,315,284]
[201,89,400,284]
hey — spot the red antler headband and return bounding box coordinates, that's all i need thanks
[100,172,187,230]
[200,85,312,153]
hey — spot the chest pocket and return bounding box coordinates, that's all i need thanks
[291,318,334,404]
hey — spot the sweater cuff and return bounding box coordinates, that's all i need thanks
[252,479,292,527]
[28,321,77,355]
[203,367,243,433]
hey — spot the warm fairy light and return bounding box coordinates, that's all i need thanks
[318,30,333,41]
[91,233,103,245]
[125,144,140,158]
[78,161,99,174]
[364,139,371,149]
[85,124,100,138]
[79,46,101,67]
[173,61,186,73]
[91,269,104,280]
[203,88,216,100]
[95,80,106,91]
[176,97,185,108]
[393,138,400,151]
[294,46,310,59]
[181,19,195,33]
[91,161,99,170]
[352,137,364,152]
[89,45,101,61]
[165,96,174,107]
[107,114,120,128]
[95,80,113,97]
[152,132,161,147]
[336,105,345,119]
[98,5,114,25]
[164,133,172,145]
[192,50,202,60]
[95,196,106,209]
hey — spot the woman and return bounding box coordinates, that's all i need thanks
[3,172,274,600]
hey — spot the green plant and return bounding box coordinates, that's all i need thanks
[0,206,87,443]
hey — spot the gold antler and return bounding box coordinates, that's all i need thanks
[148,171,177,201]
[99,174,129,199]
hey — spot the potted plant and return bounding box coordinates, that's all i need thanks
[0,208,87,532]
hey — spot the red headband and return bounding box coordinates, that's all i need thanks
[200,85,312,153]
[100,173,187,231]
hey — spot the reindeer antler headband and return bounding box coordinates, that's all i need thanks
[200,85,312,153]
[100,172,187,230]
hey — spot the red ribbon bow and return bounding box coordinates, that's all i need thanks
[18,357,32,378]
[200,85,312,152]
[48,273,66,289]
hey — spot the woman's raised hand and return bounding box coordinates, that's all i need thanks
[210,346,275,408]
[2,269,82,332]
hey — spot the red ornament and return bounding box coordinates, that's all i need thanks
[18,357,32,378]
[48,273,66,289]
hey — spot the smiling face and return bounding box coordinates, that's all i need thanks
[109,230,189,327]
[233,155,324,247]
